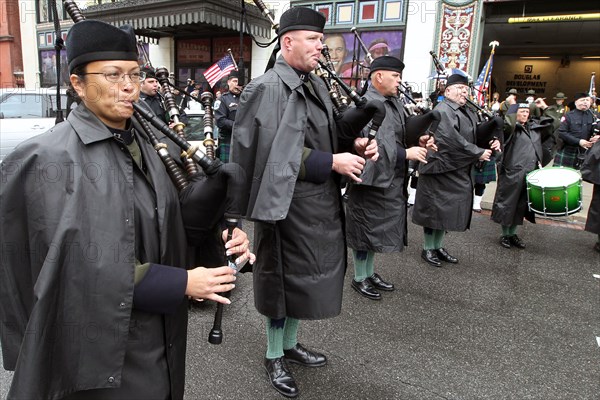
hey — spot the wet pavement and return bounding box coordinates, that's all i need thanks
[2,210,599,399]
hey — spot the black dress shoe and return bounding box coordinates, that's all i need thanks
[436,248,458,263]
[509,235,525,249]
[264,357,299,398]
[421,249,441,267]
[500,236,511,249]
[284,343,327,367]
[368,273,394,291]
[351,279,381,300]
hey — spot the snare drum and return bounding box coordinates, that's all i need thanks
[526,167,582,216]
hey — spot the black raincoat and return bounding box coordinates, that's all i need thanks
[346,85,408,252]
[582,142,600,234]
[412,98,485,231]
[491,114,552,226]
[0,104,189,399]
[230,57,350,320]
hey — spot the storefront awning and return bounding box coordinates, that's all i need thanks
[84,0,273,44]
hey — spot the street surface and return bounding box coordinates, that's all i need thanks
[1,211,599,399]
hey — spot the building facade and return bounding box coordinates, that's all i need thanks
[15,0,600,102]
[1,0,24,88]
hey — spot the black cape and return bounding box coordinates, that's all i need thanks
[412,98,485,231]
[230,57,346,319]
[0,104,189,399]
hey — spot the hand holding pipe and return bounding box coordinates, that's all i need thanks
[208,218,239,345]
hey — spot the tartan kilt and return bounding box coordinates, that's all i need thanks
[219,142,230,163]
[473,159,497,184]
[553,146,581,169]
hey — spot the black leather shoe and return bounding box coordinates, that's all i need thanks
[284,343,327,367]
[436,248,458,263]
[509,235,525,249]
[595,242,600,253]
[421,249,441,267]
[264,357,299,398]
[500,236,511,248]
[351,279,381,300]
[368,273,394,291]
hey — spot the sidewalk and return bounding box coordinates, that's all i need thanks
[481,173,592,226]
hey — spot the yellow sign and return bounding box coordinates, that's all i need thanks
[508,13,600,23]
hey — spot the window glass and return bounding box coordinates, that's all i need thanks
[1,94,44,118]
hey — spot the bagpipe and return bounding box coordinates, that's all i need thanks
[62,0,245,345]
[344,27,440,147]
[429,50,503,151]
[249,1,387,149]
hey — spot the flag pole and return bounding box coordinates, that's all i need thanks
[227,48,239,71]
[485,41,499,108]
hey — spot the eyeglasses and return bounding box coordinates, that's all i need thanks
[80,71,146,83]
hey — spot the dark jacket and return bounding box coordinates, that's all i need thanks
[412,98,485,231]
[346,85,408,252]
[0,104,189,399]
[582,142,600,234]
[215,91,239,141]
[140,92,167,122]
[558,108,596,148]
[491,115,550,226]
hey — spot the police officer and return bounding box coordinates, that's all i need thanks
[547,92,569,117]
[215,71,242,162]
[554,92,599,169]
[139,66,167,122]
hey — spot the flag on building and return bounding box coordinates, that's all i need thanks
[473,50,495,107]
[203,54,236,88]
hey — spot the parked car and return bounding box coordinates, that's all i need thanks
[0,88,68,161]
[182,100,219,157]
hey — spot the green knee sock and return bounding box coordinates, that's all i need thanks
[365,251,375,277]
[502,225,511,236]
[434,229,445,249]
[509,225,517,236]
[266,317,284,359]
[283,318,300,350]
[423,231,436,250]
[353,250,369,281]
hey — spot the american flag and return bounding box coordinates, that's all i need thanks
[473,52,494,107]
[203,54,236,88]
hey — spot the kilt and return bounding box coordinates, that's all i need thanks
[473,159,497,185]
[553,146,582,169]
[219,142,230,163]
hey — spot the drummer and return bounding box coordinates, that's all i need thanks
[491,102,555,249]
